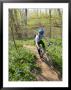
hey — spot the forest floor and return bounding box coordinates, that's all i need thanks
[23,45,62,81]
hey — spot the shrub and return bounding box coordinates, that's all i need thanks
[46,38,62,74]
[9,41,37,81]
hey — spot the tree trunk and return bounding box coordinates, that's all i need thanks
[58,9,62,38]
[49,9,51,38]
[24,9,27,38]
[25,9,27,25]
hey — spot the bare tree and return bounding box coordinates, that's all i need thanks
[49,9,51,38]
[9,9,19,54]
[24,9,27,25]
[58,9,62,37]
[24,9,28,38]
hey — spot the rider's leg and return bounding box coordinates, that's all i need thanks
[38,41,44,58]
[38,40,45,51]
[38,49,43,58]
[36,42,42,58]
[37,48,41,55]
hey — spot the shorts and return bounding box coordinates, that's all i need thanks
[38,40,45,49]
[37,40,45,55]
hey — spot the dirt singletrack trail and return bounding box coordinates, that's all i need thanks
[23,45,61,81]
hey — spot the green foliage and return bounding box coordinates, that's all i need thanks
[23,39,35,46]
[9,41,37,81]
[46,38,62,74]
[9,8,62,80]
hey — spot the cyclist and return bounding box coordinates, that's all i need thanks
[35,24,45,58]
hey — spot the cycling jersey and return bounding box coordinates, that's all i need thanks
[35,34,43,43]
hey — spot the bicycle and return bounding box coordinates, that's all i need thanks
[38,45,53,68]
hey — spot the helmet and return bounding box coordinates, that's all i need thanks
[38,28,44,35]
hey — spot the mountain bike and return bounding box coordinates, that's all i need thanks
[38,45,53,68]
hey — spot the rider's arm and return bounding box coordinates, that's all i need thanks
[35,35,40,49]
[35,41,39,49]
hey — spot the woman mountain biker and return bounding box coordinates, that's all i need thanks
[35,24,45,58]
